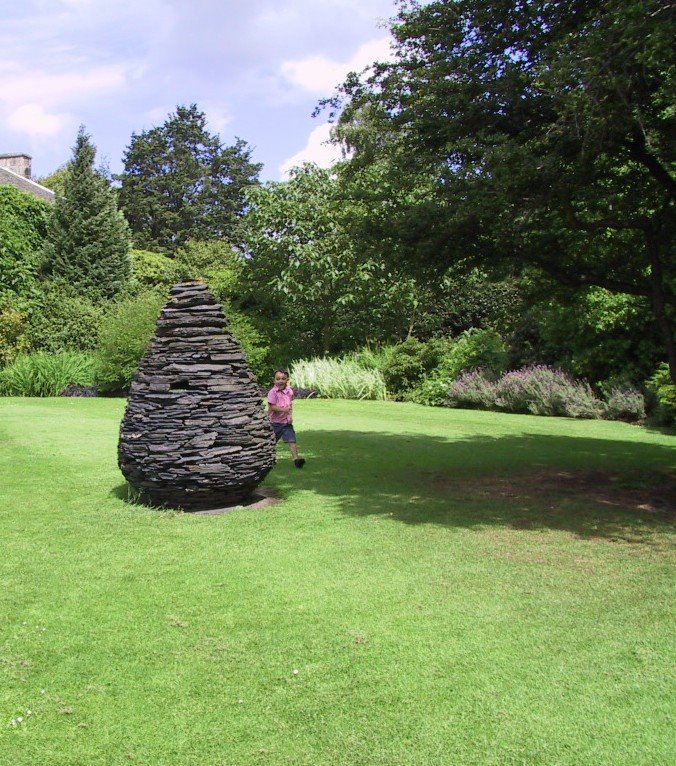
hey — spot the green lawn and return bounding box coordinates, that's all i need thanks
[0,397,674,766]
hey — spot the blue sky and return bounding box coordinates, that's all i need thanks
[0,0,398,181]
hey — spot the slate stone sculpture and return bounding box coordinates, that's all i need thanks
[118,281,276,510]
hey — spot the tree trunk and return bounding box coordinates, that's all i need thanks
[321,316,333,357]
[646,231,676,383]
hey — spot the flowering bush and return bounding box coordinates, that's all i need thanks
[447,370,498,409]
[603,386,646,422]
[494,365,604,418]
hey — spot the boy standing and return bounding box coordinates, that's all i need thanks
[267,369,305,468]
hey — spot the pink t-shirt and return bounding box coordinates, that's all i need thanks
[268,385,294,425]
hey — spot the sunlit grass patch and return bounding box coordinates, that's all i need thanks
[0,398,674,765]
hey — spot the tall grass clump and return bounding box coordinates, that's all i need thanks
[344,345,393,371]
[290,357,387,400]
[0,351,96,396]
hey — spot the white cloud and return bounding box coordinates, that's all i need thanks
[0,1,396,178]
[7,104,70,137]
[0,65,127,109]
[0,63,129,146]
[281,57,350,95]
[279,122,347,178]
[203,102,233,134]
[280,35,392,95]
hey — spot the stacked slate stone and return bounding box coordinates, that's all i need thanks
[118,282,276,510]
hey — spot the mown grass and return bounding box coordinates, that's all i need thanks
[0,398,674,766]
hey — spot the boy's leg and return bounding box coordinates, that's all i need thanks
[282,425,305,468]
[287,426,305,468]
[288,439,305,468]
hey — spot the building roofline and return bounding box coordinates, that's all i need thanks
[0,166,56,199]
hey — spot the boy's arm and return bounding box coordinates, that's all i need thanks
[268,403,290,413]
[267,391,290,414]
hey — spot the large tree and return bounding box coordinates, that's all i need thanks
[326,0,675,378]
[241,163,424,358]
[43,127,131,300]
[118,104,261,252]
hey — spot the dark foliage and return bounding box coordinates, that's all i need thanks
[118,104,261,252]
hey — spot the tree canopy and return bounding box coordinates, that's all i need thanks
[118,104,261,253]
[325,0,675,377]
[242,163,423,357]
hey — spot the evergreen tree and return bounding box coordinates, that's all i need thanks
[118,104,261,252]
[44,127,131,300]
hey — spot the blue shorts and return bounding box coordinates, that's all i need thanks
[272,423,297,443]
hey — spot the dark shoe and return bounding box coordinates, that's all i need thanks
[294,458,305,469]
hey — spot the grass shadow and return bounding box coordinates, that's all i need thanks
[269,429,675,543]
[111,483,130,501]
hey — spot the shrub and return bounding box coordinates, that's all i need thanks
[0,352,96,396]
[603,386,646,422]
[447,370,499,409]
[0,186,49,300]
[130,249,180,289]
[411,329,508,405]
[380,338,450,398]
[407,376,454,406]
[95,291,166,393]
[494,365,604,418]
[174,240,242,302]
[225,307,271,384]
[380,338,426,397]
[645,363,676,426]
[25,281,105,354]
[530,287,663,388]
[290,357,387,400]
[437,328,508,381]
[0,301,32,366]
[95,290,269,393]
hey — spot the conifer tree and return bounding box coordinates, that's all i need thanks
[118,104,261,252]
[44,127,131,300]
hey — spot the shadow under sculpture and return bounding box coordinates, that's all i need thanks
[118,281,276,510]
